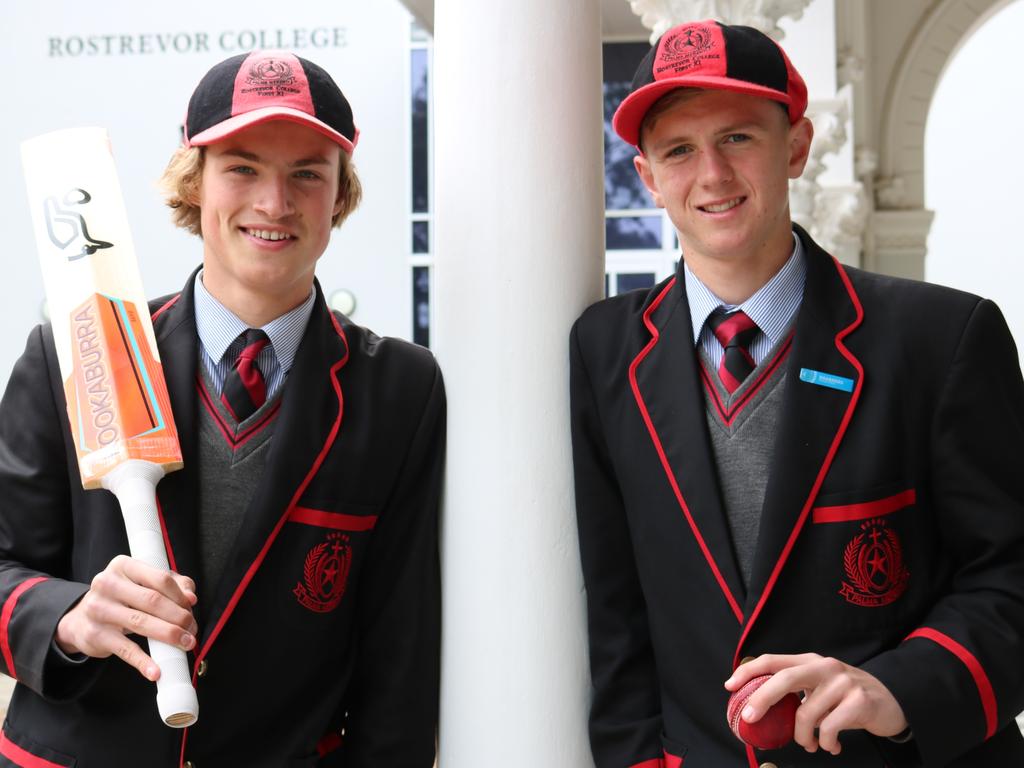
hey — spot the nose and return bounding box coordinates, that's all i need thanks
[696,145,734,186]
[253,175,295,219]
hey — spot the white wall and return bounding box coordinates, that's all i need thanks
[925,0,1024,359]
[0,0,414,389]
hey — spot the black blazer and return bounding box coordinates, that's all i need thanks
[0,269,444,767]
[570,227,1024,768]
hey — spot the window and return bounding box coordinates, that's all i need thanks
[602,42,677,296]
[409,23,433,346]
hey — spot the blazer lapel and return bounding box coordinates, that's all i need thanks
[740,231,865,647]
[200,282,350,646]
[631,276,746,622]
[152,270,202,587]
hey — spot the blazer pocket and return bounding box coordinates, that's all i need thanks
[812,487,916,524]
[287,503,379,532]
[0,726,76,767]
[660,733,688,766]
[284,502,380,616]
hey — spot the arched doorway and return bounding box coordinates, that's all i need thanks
[924,0,1024,360]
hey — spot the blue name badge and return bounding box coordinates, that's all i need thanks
[799,367,855,393]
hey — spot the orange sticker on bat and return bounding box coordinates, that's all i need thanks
[64,293,183,488]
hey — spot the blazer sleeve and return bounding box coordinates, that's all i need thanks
[338,359,444,768]
[0,325,98,697]
[570,321,666,768]
[861,298,1024,766]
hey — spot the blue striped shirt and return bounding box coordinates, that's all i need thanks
[685,233,806,368]
[193,272,316,399]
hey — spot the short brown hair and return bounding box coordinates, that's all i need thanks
[160,145,363,236]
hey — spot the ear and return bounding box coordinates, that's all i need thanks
[633,153,665,209]
[786,117,814,179]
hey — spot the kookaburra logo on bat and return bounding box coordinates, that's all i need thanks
[43,188,113,261]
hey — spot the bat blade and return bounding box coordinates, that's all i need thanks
[21,127,196,728]
[21,128,182,488]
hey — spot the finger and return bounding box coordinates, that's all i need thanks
[815,691,869,755]
[172,572,199,606]
[725,653,821,690]
[742,662,820,719]
[115,557,197,609]
[75,625,162,682]
[791,686,839,752]
[106,631,162,682]
[80,596,196,654]
[92,569,197,635]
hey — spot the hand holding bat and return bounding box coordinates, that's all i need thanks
[22,127,199,727]
[56,555,198,682]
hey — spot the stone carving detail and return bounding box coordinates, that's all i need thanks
[837,49,864,88]
[855,147,878,181]
[628,0,812,43]
[874,175,909,210]
[789,99,868,259]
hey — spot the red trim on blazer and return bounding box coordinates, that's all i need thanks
[179,730,188,768]
[196,375,281,450]
[734,257,865,667]
[155,497,178,573]
[745,743,758,768]
[316,731,343,757]
[192,317,351,678]
[288,507,378,531]
[812,489,916,524]
[0,732,69,768]
[0,577,48,679]
[629,278,744,624]
[906,627,998,739]
[700,332,794,426]
[627,755,684,768]
[151,293,181,321]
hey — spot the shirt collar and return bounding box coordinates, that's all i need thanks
[684,232,806,347]
[193,271,316,372]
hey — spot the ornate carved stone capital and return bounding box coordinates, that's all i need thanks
[628,0,812,43]
[837,48,864,88]
[788,98,868,263]
[855,147,878,181]
[874,175,909,210]
[804,98,849,185]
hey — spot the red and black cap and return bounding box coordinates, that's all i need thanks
[612,20,807,148]
[184,50,359,154]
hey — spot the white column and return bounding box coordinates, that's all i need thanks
[432,0,604,766]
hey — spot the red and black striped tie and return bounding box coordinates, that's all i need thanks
[708,310,759,394]
[221,329,270,422]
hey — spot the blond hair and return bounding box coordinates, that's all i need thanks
[160,144,363,236]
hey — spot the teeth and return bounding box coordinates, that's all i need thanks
[248,229,292,241]
[702,198,742,213]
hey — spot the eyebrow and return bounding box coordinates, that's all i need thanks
[218,149,333,167]
[648,121,768,152]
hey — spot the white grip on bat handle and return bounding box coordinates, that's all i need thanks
[101,460,199,728]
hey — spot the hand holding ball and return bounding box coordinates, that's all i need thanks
[726,674,800,749]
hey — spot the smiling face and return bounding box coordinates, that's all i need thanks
[198,120,344,325]
[634,89,812,301]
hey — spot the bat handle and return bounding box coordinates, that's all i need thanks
[101,460,199,728]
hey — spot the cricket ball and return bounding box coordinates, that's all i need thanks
[726,674,800,750]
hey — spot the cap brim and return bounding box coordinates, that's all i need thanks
[612,76,793,148]
[186,106,358,154]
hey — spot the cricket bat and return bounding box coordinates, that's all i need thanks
[21,127,198,728]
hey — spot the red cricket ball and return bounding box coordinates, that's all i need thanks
[726,674,800,750]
